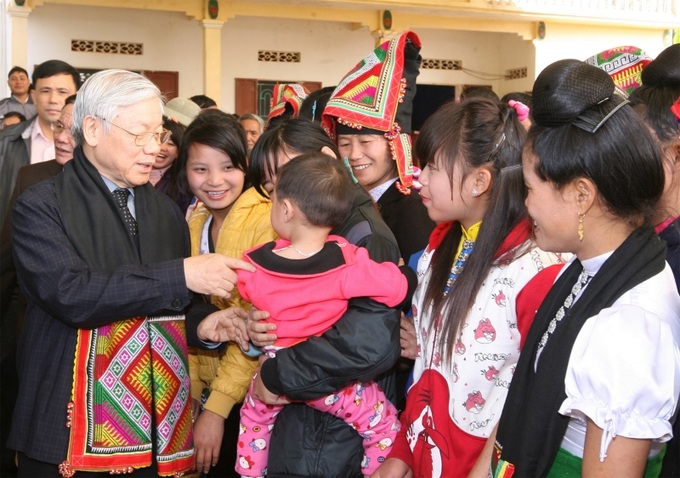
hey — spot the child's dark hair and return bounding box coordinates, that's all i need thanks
[415,97,528,365]
[176,109,249,196]
[249,118,340,198]
[275,152,354,229]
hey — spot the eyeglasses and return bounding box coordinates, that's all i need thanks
[50,121,68,135]
[100,117,171,146]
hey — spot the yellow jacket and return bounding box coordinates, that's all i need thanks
[187,187,277,418]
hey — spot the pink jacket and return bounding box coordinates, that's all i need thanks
[238,235,409,347]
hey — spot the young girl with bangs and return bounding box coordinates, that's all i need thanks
[373,97,564,478]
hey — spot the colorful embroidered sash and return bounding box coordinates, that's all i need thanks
[62,315,194,477]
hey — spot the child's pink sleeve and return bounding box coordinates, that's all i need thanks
[342,247,408,307]
[236,265,253,304]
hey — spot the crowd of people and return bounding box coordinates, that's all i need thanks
[0,33,679,478]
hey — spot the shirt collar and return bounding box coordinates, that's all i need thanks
[30,119,50,143]
[368,177,398,202]
[461,221,482,242]
[101,176,135,197]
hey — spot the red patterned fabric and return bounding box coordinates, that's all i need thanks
[268,83,310,121]
[63,316,194,477]
[322,31,422,193]
[584,46,652,97]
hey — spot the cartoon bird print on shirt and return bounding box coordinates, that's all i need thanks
[482,365,499,381]
[369,401,386,428]
[238,455,255,470]
[474,318,497,344]
[455,338,466,355]
[463,390,486,414]
[492,289,507,307]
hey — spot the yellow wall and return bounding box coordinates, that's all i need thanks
[3,1,674,110]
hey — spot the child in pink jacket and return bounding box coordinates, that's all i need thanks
[235,152,416,477]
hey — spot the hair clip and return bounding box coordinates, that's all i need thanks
[572,99,629,133]
[672,97,680,124]
[508,100,530,122]
[311,100,318,122]
[501,164,522,172]
[487,132,506,162]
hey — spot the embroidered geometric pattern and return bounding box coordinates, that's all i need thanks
[148,317,193,456]
[537,269,591,354]
[324,38,399,132]
[584,45,652,96]
[321,32,421,193]
[67,316,194,476]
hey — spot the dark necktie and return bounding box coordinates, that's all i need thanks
[112,188,138,236]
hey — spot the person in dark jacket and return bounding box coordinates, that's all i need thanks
[629,43,680,478]
[7,69,254,477]
[322,31,435,413]
[244,116,401,477]
[0,94,77,478]
[0,59,80,227]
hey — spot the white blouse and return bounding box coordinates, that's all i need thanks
[554,254,680,462]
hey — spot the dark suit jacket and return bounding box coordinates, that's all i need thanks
[0,119,32,227]
[376,181,436,264]
[0,160,63,358]
[7,174,193,464]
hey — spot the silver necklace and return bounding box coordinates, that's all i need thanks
[287,244,323,257]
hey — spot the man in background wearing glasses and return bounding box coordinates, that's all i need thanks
[7,69,254,477]
[0,60,80,229]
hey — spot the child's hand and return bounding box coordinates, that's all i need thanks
[246,307,277,347]
[197,306,249,345]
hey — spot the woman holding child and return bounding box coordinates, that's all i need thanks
[244,117,402,477]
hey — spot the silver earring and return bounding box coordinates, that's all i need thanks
[471,188,479,197]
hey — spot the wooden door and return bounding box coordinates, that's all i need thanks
[143,70,179,100]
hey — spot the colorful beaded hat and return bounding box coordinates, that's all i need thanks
[584,46,652,98]
[267,83,310,122]
[322,31,422,194]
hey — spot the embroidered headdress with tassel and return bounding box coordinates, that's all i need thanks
[268,83,310,122]
[322,31,422,195]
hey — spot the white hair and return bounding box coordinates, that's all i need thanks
[72,69,163,146]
